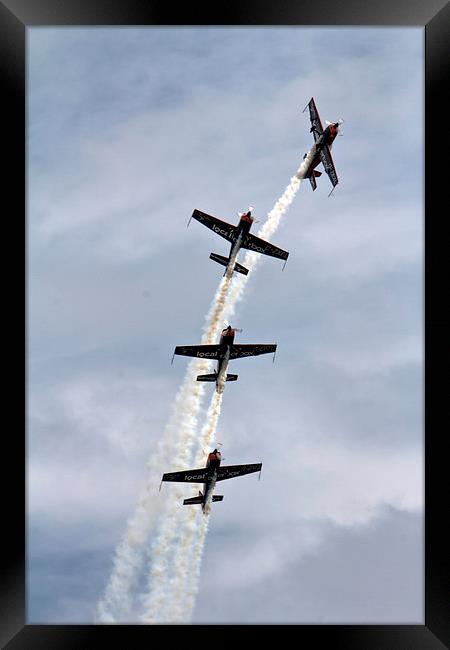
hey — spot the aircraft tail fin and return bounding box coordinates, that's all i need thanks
[197,373,217,382]
[209,252,249,276]
[232,261,249,275]
[309,174,317,191]
[183,496,203,505]
[212,495,224,502]
[231,260,249,275]
[197,373,238,384]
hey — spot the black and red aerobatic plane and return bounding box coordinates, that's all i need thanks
[160,448,262,514]
[302,97,343,196]
[172,325,277,393]
[188,206,289,276]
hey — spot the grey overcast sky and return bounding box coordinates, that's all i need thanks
[27,26,423,624]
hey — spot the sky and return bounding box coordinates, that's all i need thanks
[27,26,423,624]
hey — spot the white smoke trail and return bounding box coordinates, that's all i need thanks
[181,513,210,619]
[101,148,316,623]
[221,148,317,326]
[140,389,224,622]
[201,274,234,344]
[151,149,317,623]
[112,270,232,623]
[143,506,211,623]
[96,357,209,622]
[166,390,224,621]
[194,392,225,465]
[134,273,235,622]
[134,237,245,622]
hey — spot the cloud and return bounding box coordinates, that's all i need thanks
[194,506,423,623]
[28,371,173,532]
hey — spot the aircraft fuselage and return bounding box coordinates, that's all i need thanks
[201,453,222,513]
[161,448,262,513]
[226,212,254,272]
[306,123,338,176]
[214,329,235,390]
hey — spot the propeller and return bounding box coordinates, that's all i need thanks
[204,442,223,452]
[247,206,260,222]
[238,205,255,218]
[203,442,225,459]
[223,323,243,333]
[325,118,344,136]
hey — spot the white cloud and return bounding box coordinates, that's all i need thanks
[310,332,423,376]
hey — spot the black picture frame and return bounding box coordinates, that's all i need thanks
[3,0,448,646]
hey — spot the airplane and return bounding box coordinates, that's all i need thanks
[187,206,289,276]
[302,97,343,196]
[160,447,262,514]
[172,325,277,393]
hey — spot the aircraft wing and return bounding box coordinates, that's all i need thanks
[191,209,236,244]
[230,344,277,359]
[306,97,324,142]
[174,345,221,359]
[319,145,339,189]
[162,468,208,483]
[216,463,262,481]
[241,233,289,261]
